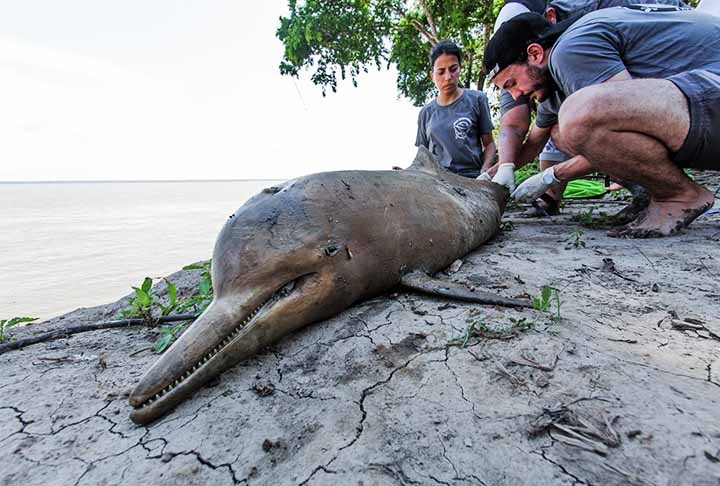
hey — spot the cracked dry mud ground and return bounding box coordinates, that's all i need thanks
[2,189,720,486]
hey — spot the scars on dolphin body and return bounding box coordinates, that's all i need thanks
[128,147,529,424]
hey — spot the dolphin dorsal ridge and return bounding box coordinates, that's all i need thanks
[407,146,443,176]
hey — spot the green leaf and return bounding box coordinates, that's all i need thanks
[141,277,153,293]
[7,316,37,327]
[134,288,151,307]
[541,286,551,304]
[154,334,173,353]
[166,281,177,307]
[183,263,205,270]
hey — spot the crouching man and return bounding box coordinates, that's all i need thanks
[483,6,720,237]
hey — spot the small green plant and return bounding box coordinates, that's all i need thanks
[570,208,595,226]
[119,261,214,353]
[154,322,188,353]
[570,208,618,229]
[172,262,213,315]
[120,277,180,320]
[0,317,38,342]
[449,317,535,347]
[567,229,586,248]
[533,286,562,321]
[604,188,632,201]
[120,277,157,321]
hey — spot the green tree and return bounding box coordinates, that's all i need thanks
[277,0,503,107]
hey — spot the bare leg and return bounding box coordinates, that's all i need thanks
[558,79,714,238]
[607,180,650,226]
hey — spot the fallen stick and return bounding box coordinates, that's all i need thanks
[0,314,198,355]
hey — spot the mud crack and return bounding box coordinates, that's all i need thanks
[533,447,594,486]
[298,353,426,485]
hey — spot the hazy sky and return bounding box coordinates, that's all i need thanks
[0,1,420,181]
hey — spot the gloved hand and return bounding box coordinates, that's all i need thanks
[510,167,561,203]
[476,172,492,182]
[491,163,516,192]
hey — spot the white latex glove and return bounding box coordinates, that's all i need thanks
[510,167,561,203]
[491,163,516,192]
[476,172,492,182]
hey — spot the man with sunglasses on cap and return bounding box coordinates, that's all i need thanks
[487,0,688,218]
[483,6,719,238]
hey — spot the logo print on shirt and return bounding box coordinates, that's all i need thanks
[453,117,472,140]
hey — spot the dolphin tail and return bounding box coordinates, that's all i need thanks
[400,271,532,308]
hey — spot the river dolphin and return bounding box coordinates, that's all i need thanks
[129,147,528,424]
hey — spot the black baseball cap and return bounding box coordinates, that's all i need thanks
[483,12,556,80]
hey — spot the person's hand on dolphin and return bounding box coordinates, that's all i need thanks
[491,163,516,192]
[476,172,492,182]
[511,167,561,203]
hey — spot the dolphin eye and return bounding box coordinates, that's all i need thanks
[322,243,340,257]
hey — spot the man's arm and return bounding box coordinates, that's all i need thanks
[480,133,497,172]
[516,123,550,169]
[553,155,594,181]
[497,103,531,167]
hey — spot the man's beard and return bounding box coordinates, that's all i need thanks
[526,64,555,102]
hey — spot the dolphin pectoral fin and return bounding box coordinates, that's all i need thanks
[406,146,443,175]
[400,271,532,308]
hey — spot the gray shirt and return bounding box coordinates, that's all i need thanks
[536,7,720,127]
[416,90,494,178]
[499,0,689,118]
[549,0,688,21]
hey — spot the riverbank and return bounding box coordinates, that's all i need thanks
[2,181,719,485]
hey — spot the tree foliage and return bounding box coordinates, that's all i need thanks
[277,0,504,107]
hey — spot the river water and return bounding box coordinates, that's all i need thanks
[0,180,276,320]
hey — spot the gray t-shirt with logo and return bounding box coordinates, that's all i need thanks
[536,7,720,127]
[415,90,494,178]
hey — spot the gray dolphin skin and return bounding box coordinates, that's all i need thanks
[129,147,521,424]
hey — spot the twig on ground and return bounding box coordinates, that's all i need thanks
[551,425,609,456]
[601,462,653,486]
[699,258,717,281]
[0,314,198,355]
[493,359,527,388]
[628,240,657,273]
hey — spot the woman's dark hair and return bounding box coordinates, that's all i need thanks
[429,40,462,68]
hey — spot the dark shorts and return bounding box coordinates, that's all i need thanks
[667,69,720,170]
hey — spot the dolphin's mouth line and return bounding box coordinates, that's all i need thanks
[132,275,310,412]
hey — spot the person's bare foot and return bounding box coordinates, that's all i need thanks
[607,182,650,226]
[607,199,649,226]
[607,187,714,238]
